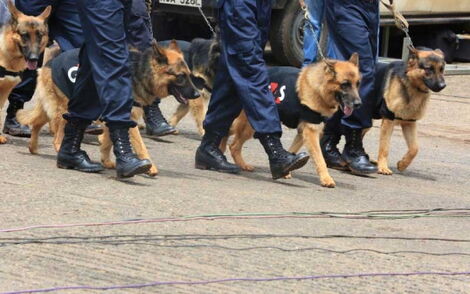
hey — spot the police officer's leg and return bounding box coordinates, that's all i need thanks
[83,0,151,178]
[326,0,378,174]
[302,0,325,66]
[195,45,244,174]
[4,69,36,137]
[58,45,105,173]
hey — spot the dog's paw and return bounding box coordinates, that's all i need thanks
[198,129,205,136]
[320,176,336,188]
[0,135,7,144]
[378,166,393,175]
[284,172,293,179]
[102,160,116,169]
[240,163,255,172]
[397,160,408,172]
[28,146,38,155]
[147,165,159,177]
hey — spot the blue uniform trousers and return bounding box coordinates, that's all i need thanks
[65,0,135,129]
[325,0,380,130]
[303,0,336,66]
[203,0,282,137]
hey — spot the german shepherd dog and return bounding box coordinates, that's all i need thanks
[17,40,200,176]
[224,54,362,188]
[0,1,51,144]
[375,47,446,175]
[168,36,221,136]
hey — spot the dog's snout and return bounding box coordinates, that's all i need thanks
[192,89,201,99]
[437,81,446,91]
[28,54,39,61]
[353,100,362,109]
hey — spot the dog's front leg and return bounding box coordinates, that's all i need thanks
[128,126,158,176]
[397,121,418,172]
[377,119,395,175]
[301,123,335,188]
[99,128,115,169]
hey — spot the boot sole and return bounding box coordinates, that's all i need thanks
[146,129,178,138]
[195,163,241,174]
[57,163,104,173]
[84,129,104,136]
[117,162,152,178]
[272,154,310,180]
[3,129,31,138]
[347,165,378,176]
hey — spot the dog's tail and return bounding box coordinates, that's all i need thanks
[16,97,46,127]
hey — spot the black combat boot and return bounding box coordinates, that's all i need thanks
[109,127,152,178]
[258,133,310,180]
[320,132,348,170]
[143,100,176,137]
[57,119,104,172]
[3,101,31,137]
[342,127,378,175]
[195,132,241,173]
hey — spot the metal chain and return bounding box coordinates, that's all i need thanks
[198,6,215,35]
[301,5,326,61]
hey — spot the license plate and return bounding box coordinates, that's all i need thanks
[159,0,202,8]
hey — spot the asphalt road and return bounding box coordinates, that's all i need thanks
[0,76,469,293]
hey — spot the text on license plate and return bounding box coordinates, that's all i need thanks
[159,0,202,8]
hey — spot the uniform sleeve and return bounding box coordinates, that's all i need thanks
[15,0,55,16]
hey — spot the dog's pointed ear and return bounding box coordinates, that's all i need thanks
[7,0,22,26]
[408,45,419,67]
[169,39,182,53]
[324,59,336,76]
[434,48,445,57]
[38,5,52,22]
[152,40,168,65]
[349,52,359,67]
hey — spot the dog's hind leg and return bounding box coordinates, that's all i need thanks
[377,119,395,175]
[52,117,66,153]
[301,123,335,188]
[99,128,115,169]
[397,121,418,172]
[28,113,50,155]
[129,126,158,177]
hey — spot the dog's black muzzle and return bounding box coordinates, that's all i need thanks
[425,78,446,93]
[336,92,362,110]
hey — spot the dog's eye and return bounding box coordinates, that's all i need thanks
[176,74,185,84]
[340,82,351,90]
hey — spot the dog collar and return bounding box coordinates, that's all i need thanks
[0,66,20,78]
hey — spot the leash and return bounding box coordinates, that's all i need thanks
[198,6,216,35]
[380,0,415,49]
[301,4,326,61]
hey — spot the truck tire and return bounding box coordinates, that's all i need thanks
[270,1,304,67]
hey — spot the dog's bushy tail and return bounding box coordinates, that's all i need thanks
[16,102,44,127]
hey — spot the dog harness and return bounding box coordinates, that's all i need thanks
[268,66,328,129]
[0,66,20,78]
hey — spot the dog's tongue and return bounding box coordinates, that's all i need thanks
[343,106,353,117]
[27,60,38,70]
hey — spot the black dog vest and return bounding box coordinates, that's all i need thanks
[268,66,327,129]
[49,48,80,99]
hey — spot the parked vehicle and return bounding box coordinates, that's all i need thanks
[152,0,470,66]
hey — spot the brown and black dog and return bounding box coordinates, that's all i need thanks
[224,54,362,188]
[374,47,446,175]
[0,1,50,144]
[17,40,199,176]
[168,36,220,136]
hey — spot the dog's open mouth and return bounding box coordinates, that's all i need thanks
[26,60,38,70]
[339,103,354,117]
[170,87,188,105]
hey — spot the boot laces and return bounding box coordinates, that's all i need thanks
[350,130,367,157]
[264,136,291,160]
[146,104,168,126]
[113,130,134,159]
